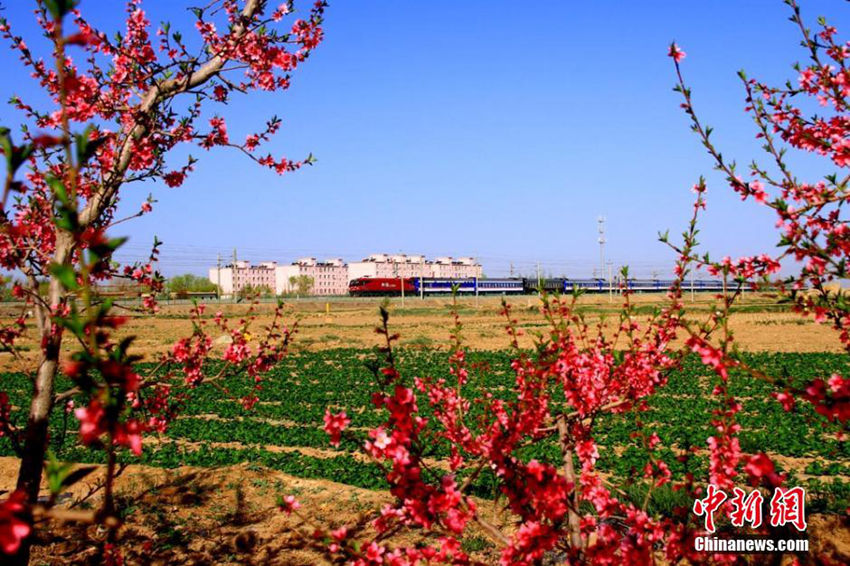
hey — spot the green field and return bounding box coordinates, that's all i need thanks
[2,349,848,513]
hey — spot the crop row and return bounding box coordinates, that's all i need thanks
[1,349,847,512]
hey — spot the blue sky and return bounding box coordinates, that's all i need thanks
[0,0,847,278]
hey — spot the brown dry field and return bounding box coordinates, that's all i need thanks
[1,292,842,370]
[1,292,848,564]
[108,292,850,356]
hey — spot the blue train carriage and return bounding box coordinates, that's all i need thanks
[565,278,606,292]
[415,277,524,295]
[520,278,562,294]
[627,278,724,292]
[522,278,608,294]
[542,278,567,293]
[475,278,525,294]
[414,278,468,294]
[694,279,725,291]
[626,279,658,292]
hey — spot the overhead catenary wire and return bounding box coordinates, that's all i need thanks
[111,242,697,279]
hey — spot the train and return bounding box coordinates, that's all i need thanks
[524,277,726,293]
[348,277,725,297]
[348,277,524,296]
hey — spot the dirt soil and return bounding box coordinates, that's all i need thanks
[0,456,846,565]
[129,294,845,356]
[0,293,842,370]
[0,457,508,566]
[1,294,848,564]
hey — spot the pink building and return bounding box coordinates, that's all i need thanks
[348,254,482,281]
[208,261,276,295]
[275,258,349,296]
[431,256,481,279]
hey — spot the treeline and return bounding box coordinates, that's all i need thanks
[0,273,321,302]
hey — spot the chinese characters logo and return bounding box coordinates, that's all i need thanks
[693,485,806,533]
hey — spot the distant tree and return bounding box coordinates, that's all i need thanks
[0,277,25,301]
[92,280,145,299]
[237,284,274,299]
[288,275,314,296]
[167,273,218,296]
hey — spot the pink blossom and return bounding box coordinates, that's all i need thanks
[668,42,686,63]
[279,495,300,514]
[0,491,30,555]
[323,409,350,447]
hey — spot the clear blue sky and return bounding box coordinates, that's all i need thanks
[0,1,846,278]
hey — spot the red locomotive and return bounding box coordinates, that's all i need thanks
[348,277,416,296]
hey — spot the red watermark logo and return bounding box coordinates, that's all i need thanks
[693,485,806,533]
[692,485,808,553]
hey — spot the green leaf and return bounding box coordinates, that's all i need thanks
[46,176,69,205]
[50,263,79,291]
[11,143,34,173]
[46,452,74,495]
[43,0,78,22]
[0,129,34,176]
[75,126,108,166]
[47,176,82,231]
[88,236,128,263]
[46,452,96,495]
[0,128,12,172]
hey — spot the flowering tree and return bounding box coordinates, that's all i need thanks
[292,1,848,564]
[0,0,324,562]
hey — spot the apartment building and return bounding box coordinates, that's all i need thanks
[431,256,481,278]
[275,258,348,296]
[208,260,277,295]
[208,254,483,296]
[348,254,482,281]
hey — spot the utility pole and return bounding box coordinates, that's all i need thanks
[536,261,541,294]
[690,270,695,303]
[597,216,606,281]
[608,262,613,303]
[216,253,222,302]
[420,256,425,300]
[509,262,514,278]
[395,261,404,308]
[469,252,477,307]
[232,248,237,303]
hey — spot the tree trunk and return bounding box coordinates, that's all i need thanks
[13,237,72,566]
[558,417,583,552]
[15,343,60,497]
[11,351,60,566]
